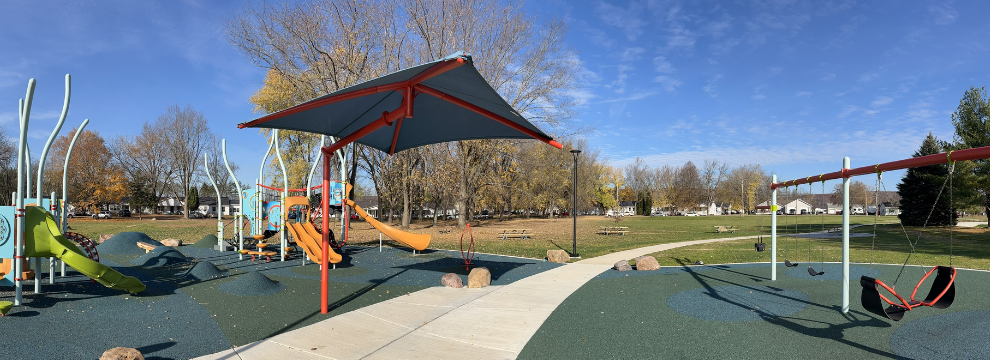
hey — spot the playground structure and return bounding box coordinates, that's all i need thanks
[2,75,146,309]
[768,145,990,318]
[238,51,563,314]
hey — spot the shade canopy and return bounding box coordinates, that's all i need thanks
[238,52,561,155]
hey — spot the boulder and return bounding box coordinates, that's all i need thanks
[613,260,632,271]
[441,273,463,288]
[100,347,144,360]
[634,256,660,271]
[98,234,114,244]
[467,267,491,288]
[546,249,570,263]
[161,239,182,247]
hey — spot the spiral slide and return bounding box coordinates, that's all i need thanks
[22,206,146,294]
[346,199,431,251]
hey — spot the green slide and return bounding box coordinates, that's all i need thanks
[22,206,146,294]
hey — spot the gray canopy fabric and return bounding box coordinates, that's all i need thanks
[238,51,559,154]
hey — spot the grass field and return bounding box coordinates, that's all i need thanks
[71,213,903,259]
[653,222,990,270]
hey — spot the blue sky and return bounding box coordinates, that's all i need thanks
[3,1,988,192]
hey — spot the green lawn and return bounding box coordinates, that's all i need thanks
[67,214,989,271]
[67,217,243,244]
[653,223,990,270]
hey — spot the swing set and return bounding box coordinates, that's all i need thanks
[859,163,957,321]
[769,145,990,316]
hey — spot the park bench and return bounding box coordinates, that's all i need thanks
[598,226,629,236]
[136,242,158,253]
[497,229,533,239]
[714,226,737,233]
[827,227,842,233]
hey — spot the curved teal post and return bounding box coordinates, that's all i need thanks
[36,74,71,200]
[14,79,37,305]
[222,139,244,258]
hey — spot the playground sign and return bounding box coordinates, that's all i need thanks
[327,182,344,206]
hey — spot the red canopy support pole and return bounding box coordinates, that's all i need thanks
[320,151,331,314]
[322,108,407,157]
[414,84,563,149]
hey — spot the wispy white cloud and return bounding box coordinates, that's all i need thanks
[0,112,16,125]
[871,96,894,107]
[820,73,836,81]
[594,91,659,104]
[838,105,859,118]
[752,84,767,100]
[929,2,958,25]
[703,74,723,98]
[611,130,926,170]
[795,91,813,97]
[620,47,645,62]
[654,76,682,93]
[595,1,646,41]
[710,38,739,55]
[768,67,783,76]
[653,56,675,73]
[859,72,879,82]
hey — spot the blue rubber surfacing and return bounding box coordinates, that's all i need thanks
[666,285,810,322]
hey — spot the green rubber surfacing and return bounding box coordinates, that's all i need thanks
[520,263,990,359]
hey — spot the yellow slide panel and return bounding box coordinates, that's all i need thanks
[346,199,430,251]
[288,222,341,264]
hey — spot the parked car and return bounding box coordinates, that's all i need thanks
[189,212,204,219]
[118,209,131,217]
[684,212,700,217]
[651,212,667,217]
[92,211,112,219]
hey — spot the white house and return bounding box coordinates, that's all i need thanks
[700,202,729,216]
[760,199,814,215]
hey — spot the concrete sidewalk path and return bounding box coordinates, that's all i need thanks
[195,235,762,360]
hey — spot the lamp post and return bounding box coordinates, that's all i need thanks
[570,149,581,258]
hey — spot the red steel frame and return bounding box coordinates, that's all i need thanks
[771,145,990,189]
[871,266,956,311]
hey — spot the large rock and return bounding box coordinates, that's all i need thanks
[613,260,632,271]
[441,273,463,288]
[161,238,182,247]
[100,347,144,360]
[546,249,570,263]
[634,256,660,271]
[467,267,491,288]
[98,234,114,244]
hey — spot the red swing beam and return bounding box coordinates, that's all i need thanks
[770,145,990,189]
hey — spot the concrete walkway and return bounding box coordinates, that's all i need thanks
[958,221,986,228]
[194,234,767,360]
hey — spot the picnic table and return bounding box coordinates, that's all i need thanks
[598,226,629,236]
[497,229,533,239]
[827,227,842,233]
[714,226,738,233]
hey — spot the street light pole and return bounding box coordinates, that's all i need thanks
[570,149,581,258]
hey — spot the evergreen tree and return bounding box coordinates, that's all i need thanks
[643,192,653,215]
[187,187,200,214]
[897,133,957,226]
[128,175,159,218]
[951,86,990,226]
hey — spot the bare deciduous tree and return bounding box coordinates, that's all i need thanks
[159,105,215,219]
